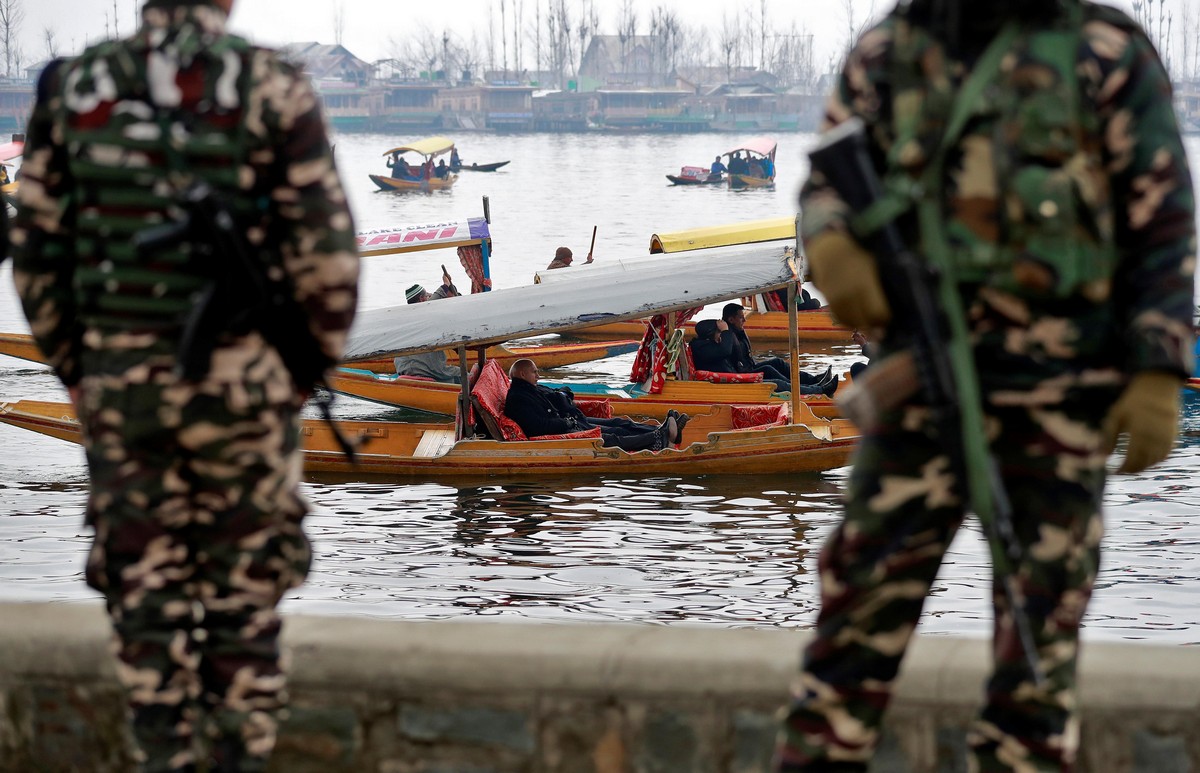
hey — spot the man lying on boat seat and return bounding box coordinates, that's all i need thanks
[505,359,688,452]
[690,319,837,397]
[392,273,463,383]
[721,304,838,397]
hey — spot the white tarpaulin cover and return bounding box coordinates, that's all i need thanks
[344,241,797,360]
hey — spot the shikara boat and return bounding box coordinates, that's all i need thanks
[0,397,856,477]
[549,218,850,346]
[340,240,843,422]
[1,241,860,477]
[0,134,21,206]
[666,165,724,186]
[725,136,777,190]
[450,160,510,172]
[371,136,458,192]
[0,332,640,377]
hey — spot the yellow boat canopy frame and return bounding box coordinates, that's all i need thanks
[649,217,796,253]
[381,136,456,159]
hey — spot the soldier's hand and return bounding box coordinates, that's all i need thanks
[1102,371,1183,474]
[806,231,891,330]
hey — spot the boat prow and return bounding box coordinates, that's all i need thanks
[369,173,457,192]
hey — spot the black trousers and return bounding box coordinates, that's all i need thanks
[585,416,662,452]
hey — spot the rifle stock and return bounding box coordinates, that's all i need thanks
[807,117,1043,685]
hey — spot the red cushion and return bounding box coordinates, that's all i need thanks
[471,360,602,442]
[731,404,789,429]
[683,346,764,384]
[576,399,613,418]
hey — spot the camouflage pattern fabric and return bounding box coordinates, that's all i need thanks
[10,1,359,770]
[780,1,1195,770]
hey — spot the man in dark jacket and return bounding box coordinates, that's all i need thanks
[691,319,835,397]
[722,304,836,394]
[504,360,680,451]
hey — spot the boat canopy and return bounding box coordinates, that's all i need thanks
[724,136,777,160]
[649,216,795,253]
[357,218,491,258]
[344,241,797,360]
[381,136,456,159]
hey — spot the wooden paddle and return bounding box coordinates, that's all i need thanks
[585,225,597,263]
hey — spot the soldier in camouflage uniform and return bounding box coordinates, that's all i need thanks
[776,0,1194,771]
[10,0,359,770]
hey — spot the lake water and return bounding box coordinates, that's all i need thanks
[2,131,1200,644]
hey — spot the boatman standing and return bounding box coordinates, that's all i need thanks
[10,0,360,770]
[775,0,1195,771]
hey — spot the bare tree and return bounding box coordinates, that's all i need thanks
[546,0,572,88]
[617,0,637,75]
[43,25,58,59]
[0,0,24,77]
[768,22,817,90]
[576,0,598,81]
[649,5,681,86]
[718,9,740,83]
[333,1,346,47]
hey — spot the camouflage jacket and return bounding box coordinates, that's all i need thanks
[800,1,1196,396]
[10,0,359,389]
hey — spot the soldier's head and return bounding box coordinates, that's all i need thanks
[905,0,1069,49]
[509,359,539,385]
[145,0,236,13]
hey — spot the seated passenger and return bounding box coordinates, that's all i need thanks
[392,271,462,382]
[504,359,686,452]
[435,158,449,178]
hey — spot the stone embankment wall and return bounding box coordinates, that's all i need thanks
[1,602,1197,772]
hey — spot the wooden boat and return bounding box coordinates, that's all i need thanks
[1186,377,1200,393]
[0,225,861,479]
[0,333,640,375]
[373,136,458,192]
[725,136,777,190]
[328,366,839,420]
[534,219,850,346]
[450,160,510,172]
[0,332,39,364]
[666,165,724,186]
[0,398,857,477]
[343,240,846,427]
[559,308,848,345]
[350,339,640,374]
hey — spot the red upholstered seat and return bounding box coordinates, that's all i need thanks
[683,345,765,384]
[470,360,602,442]
[731,404,789,429]
[575,399,613,419]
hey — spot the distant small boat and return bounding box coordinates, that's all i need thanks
[724,136,777,190]
[450,160,511,173]
[375,136,458,192]
[666,165,724,186]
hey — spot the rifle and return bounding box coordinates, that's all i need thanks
[134,181,357,463]
[808,117,1043,685]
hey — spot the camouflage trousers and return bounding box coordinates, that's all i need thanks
[776,396,1108,772]
[78,370,310,773]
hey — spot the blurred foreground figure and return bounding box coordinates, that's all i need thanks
[11,0,359,769]
[776,0,1195,770]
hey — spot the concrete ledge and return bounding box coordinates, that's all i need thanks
[2,602,1199,772]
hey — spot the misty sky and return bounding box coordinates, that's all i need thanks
[20,0,1157,74]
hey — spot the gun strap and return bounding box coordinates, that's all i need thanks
[312,384,359,465]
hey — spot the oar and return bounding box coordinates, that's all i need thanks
[585,225,597,263]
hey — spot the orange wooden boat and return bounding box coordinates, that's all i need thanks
[329,366,840,420]
[0,332,638,375]
[0,398,858,478]
[350,339,639,374]
[560,308,849,345]
[0,332,39,364]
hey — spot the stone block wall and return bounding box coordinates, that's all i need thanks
[1,603,1198,772]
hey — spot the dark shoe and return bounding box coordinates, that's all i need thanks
[666,409,680,422]
[675,413,691,438]
[823,375,839,399]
